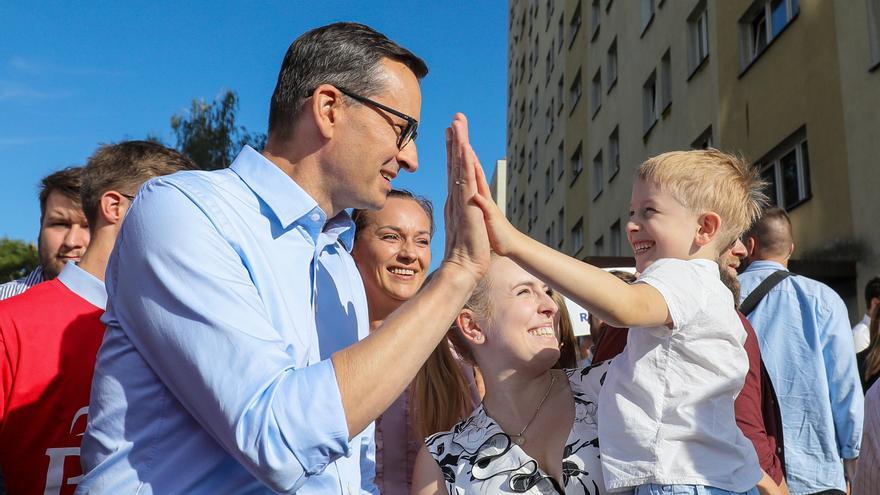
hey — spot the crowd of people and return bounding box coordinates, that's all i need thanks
[0,21,878,495]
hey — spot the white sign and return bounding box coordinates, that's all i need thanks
[558,267,636,337]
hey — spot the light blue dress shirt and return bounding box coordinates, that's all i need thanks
[739,260,863,495]
[57,262,106,310]
[77,146,377,494]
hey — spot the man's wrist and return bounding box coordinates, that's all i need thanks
[435,261,482,294]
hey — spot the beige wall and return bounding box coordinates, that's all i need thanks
[833,0,880,315]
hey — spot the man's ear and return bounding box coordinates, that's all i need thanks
[745,236,757,257]
[309,84,343,141]
[99,191,129,226]
[695,212,721,246]
[456,309,486,346]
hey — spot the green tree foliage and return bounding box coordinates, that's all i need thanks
[0,238,38,282]
[170,90,266,170]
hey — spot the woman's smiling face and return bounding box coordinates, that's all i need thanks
[352,196,432,309]
[477,257,560,371]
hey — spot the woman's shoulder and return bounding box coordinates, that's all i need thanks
[564,360,612,398]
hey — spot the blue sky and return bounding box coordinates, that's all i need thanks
[0,1,507,268]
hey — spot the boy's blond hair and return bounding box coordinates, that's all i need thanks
[637,148,767,249]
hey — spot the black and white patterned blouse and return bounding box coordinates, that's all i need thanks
[425,362,609,494]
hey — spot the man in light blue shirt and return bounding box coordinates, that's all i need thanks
[78,22,492,494]
[739,207,863,495]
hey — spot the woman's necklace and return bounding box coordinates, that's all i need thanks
[506,372,558,447]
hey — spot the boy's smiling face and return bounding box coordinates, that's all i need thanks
[627,178,702,272]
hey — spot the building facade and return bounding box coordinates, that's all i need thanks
[505,0,880,316]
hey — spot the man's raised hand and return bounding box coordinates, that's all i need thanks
[442,113,491,282]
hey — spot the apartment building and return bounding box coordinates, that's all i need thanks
[504,0,880,315]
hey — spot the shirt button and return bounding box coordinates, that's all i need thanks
[310,213,320,222]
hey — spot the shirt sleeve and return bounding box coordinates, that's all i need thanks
[818,289,864,459]
[734,314,783,484]
[107,179,351,493]
[359,423,379,494]
[636,259,709,333]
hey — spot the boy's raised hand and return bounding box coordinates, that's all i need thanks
[472,156,522,257]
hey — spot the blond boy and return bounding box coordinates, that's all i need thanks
[474,149,766,495]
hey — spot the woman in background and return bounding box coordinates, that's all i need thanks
[351,189,435,495]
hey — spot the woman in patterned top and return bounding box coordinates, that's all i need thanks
[411,255,608,495]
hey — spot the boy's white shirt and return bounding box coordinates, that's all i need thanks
[598,258,762,492]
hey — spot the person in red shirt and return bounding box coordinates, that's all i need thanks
[592,240,787,495]
[0,141,196,495]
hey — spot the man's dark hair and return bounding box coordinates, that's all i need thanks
[81,141,198,227]
[866,277,880,307]
[352,189,434,239]
[39,166,83,221]
[268,22,428,140]
[745,206,792,258]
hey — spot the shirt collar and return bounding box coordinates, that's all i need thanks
[325,211,356,253]
[229,146,323,230]
[57,262,107,310]
[229,146,356,249]
[745,260,788,273]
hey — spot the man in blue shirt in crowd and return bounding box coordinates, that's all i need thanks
[77,22,491,494]
[739,207,863,495]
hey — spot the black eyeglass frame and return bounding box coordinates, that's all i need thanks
[329,87,419,150]
[120,193,136,202]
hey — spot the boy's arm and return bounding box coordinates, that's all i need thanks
[472,164,670,329]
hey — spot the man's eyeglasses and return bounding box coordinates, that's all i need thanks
[120,193,136,202]
[331,87,419,150]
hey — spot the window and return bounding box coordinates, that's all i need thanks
[691,126,713,149]
[592,150,604,199]
[532,191,538,227]
[569,3,582,47]
[688,1,709,75]
[740,0,800,68]
[533,34,540,68]
[557,75,564,114]
[545,50,552,86]
[557,142,565,179]
[545,107,553,135]
[518,147,525,172]
[641,0,655,34]
[544,166,553,201]
[609,126,620,179]
[530,138,538,178]
[546,226,553,246]
[557,209,565,249]
[558,13,564,53]
[591,0,601,39]
[643,70,659,134]
[660,49,672,113]
[607,38,618,91]
[532,87,539,118]
[869,0,880,68]
[572,218,584,255]
[610,220,621,255]
[594,235,605,256]
[569,70,582,112]
[570,143,583,181]
[518,193,525,221]
[759,129,811,210]
[591,69,602,117]
[527,198,534,231]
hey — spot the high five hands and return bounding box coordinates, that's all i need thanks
[444,113,523,272]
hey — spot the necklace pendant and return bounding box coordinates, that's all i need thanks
[512,435,525,446]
